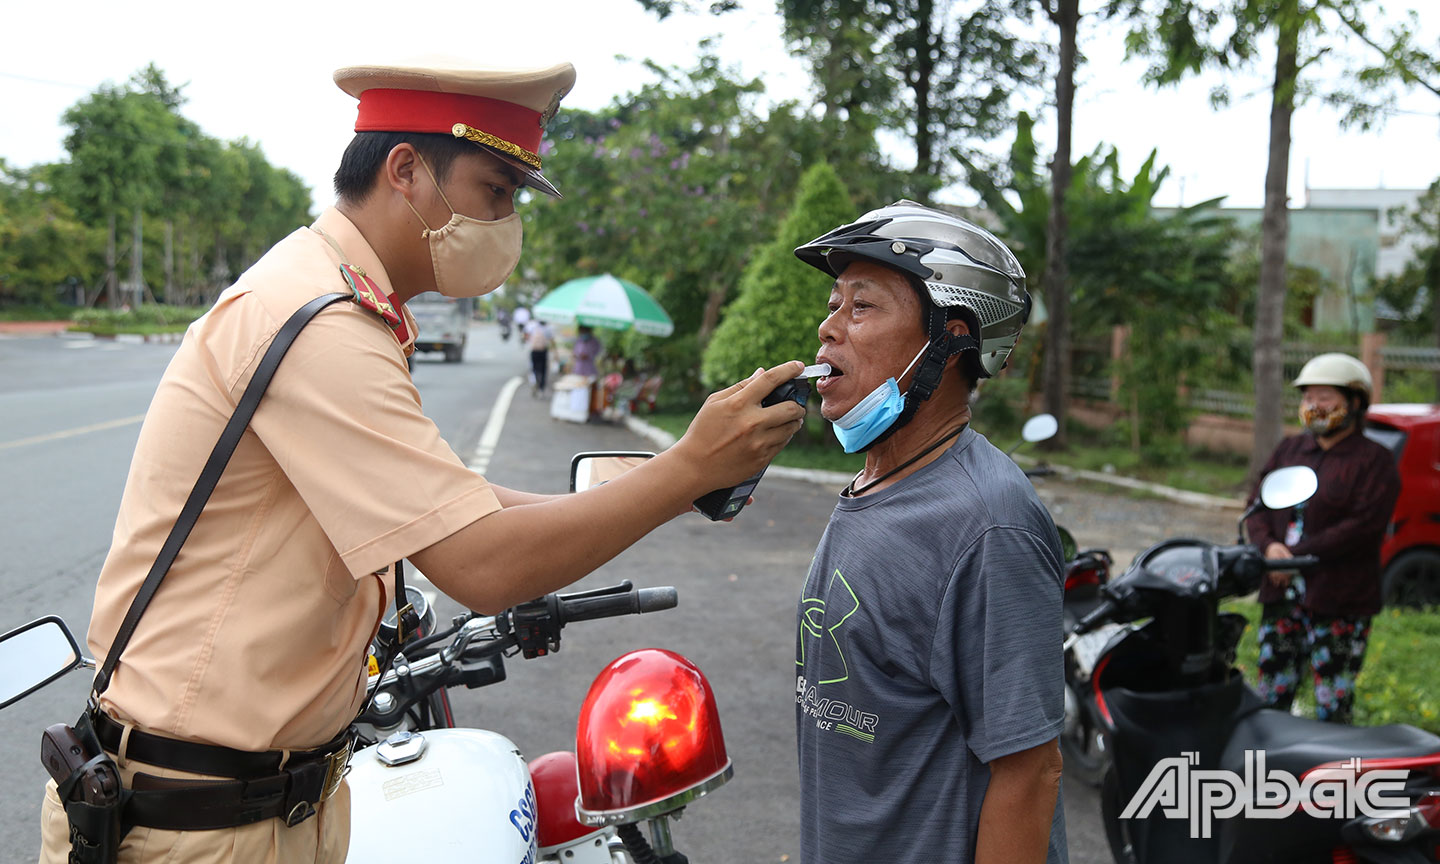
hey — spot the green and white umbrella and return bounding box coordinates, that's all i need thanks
[532,274,674,337]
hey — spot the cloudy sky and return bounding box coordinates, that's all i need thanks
[3,0,1437,214]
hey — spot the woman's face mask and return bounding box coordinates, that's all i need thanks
[404,154,521,298]
[1299,401,1351,436]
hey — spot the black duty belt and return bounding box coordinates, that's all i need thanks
[93,711,353,830]
[93,711,345,780]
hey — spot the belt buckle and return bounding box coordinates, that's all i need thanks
[321,737,353,802]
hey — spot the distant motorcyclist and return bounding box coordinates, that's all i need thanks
[1246,352,1400,724]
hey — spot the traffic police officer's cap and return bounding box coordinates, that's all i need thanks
[334,59,577,198]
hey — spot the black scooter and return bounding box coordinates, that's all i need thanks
[1069,466,1440,864]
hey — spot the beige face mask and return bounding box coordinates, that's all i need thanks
[405,154,522,298]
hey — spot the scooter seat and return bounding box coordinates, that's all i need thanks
[1225,707,1440,778]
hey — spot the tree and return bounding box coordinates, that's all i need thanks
[636,0,1045,191]
[57,81,181,307]
[702,162,855,387]
[0,160,102,307]
[1373,179,1440,393]
[1110,0,1440,475]
[963,115,1237,447]
[1037,0,1081,449]
[522,54,903,401]
[777,0,1045,187]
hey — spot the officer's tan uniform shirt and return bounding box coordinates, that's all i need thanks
[87,207,502,752]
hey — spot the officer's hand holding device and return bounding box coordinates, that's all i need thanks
[692,364,828,521]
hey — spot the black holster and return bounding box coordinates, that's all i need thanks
[45,713,131,864]
[60,796,127,864]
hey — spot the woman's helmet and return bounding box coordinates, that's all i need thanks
[1293,352,1373,400]
[794,199,1029,379]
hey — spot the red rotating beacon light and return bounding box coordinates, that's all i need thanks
[574,648,733,826]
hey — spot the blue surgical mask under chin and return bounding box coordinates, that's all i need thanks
[831,343,929,453]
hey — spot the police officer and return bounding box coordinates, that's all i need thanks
[39,60,805,863]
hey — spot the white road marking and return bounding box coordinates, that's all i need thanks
[467,376,523,475]
[0,414,146,451]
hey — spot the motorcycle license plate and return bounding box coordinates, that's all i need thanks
[1071,624,1126,676]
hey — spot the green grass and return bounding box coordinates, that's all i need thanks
[69,322,191,336]
[0,305,74,321]
[69,304,206,333]
[981,412,1252,499]
[1222,598,1440,734]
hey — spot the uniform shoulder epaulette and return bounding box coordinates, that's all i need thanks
[337,264,402,330]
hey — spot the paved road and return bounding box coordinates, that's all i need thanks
[0,321,1243,862]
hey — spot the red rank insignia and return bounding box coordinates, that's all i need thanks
[339,264,411,344]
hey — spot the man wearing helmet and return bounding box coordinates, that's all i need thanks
[792,201,1067,864]
[1245,352,1400,724]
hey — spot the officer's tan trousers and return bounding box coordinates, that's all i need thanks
[38,754,349,864]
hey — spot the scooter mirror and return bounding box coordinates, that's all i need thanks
[1021,413,1059,444]
[1056,525,1079,563]
[570,452,657,493]
[1259,465,1319,511]
[0,616,85,710]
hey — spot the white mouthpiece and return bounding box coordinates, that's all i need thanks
[801,363,832,379]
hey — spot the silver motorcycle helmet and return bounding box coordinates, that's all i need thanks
[794,199,1029,378]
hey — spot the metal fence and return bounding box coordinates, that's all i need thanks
[1384,343,1440,373]
[1068,330,1439,417]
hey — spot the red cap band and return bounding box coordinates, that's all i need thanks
[354,89,542,156]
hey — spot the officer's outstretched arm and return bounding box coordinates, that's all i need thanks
[411,361,806,613]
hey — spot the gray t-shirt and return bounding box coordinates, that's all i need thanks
[795,426,1068,863]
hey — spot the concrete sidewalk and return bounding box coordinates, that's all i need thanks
[476,377,666,495]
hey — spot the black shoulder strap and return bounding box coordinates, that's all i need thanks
[91,293,351,702]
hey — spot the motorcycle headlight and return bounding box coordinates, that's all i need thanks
[574,649,733,826]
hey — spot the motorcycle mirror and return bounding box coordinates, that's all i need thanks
[1021,413,1059,444]
[0,616,86,710]
[1008,414,1059,456]
[1056,525,1079,563]
[1259,465,1319,511]
[569,451,656,493]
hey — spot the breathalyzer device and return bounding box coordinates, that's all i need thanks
[692,364,828,521]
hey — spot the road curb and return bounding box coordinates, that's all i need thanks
[624,415,1244,509]
[78,331,185,344]
[622,415,677,450]
[1012,453,1244,510]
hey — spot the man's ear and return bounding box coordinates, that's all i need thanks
[944,315,972,339]
[384,143,421,200]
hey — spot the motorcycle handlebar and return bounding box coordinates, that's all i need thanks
[1264,555,1319,570]
[560,586,678,622]
[1072,599,1116,635]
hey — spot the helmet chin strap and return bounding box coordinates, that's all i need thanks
[856,306,981,452]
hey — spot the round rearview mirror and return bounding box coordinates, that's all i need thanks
[1056,525,1078,563]
[1259,465,1318,511]
[1021,414,1059,444]
[570,452,657,493]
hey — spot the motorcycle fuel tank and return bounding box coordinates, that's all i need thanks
[346,728,538,863]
